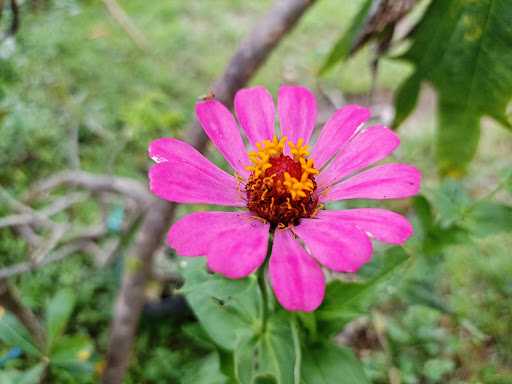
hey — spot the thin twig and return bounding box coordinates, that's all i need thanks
[1,186,35,214]
[0,192,88,229]
[27,170,152,206]
[40,192,89,216]
[0,187,55,228]
[31,224,68,264]
[0,213,47,229]
[14,224,41,248]
[0,241,89,279]
[101,0,150,51]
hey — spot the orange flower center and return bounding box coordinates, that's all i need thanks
[245,136,320,227]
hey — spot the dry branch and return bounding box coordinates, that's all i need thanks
[0,241,89,279]
[101,1,317,382]
[0,193,87,229]
[27,170,151,205]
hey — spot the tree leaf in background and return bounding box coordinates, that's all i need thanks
[180,259,262,351]
[320,0,417,75]
[45,288,76,351]
[234,314,297,384]
[319,0,374,75]
[0,313,42,357]
[315,247,408,336]
[301,343,370,384]
[393,0,512,175]
[392,73,421,128]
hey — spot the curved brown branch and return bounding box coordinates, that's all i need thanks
[27,170,152,205]
[0,241,89,279]
[101,1,317,383]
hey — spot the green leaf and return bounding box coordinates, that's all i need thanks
[503,168,512,194]
[432,180,471,227]
[394,0,512,174]
[234,314,298,384]
[180,259,262,350]
[45,289,76,350]
[50,334,93,369]
[18,363,47,384]
[463,201,512,236]
[0,313,42,357]
[319,0,374,75]
[315,247,408,335]
[181,352,228,384]
[253,374,279,384]
[411,193,468,257]
[392,74,421,128]
[301,343,369,384]
[0,365,45,384]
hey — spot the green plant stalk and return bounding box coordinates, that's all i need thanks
[257,259,269,333]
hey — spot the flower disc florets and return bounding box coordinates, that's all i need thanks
[245,136,319,227]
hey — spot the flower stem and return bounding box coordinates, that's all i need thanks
[257,260,269,333]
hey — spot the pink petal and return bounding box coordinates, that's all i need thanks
[318,125,400,189]
[310,105,370,169]
[149,148,244,205]
[148,138,237,184]
[269,229,325,312]
[234,86,275,146]
[321,163,421,202]
[168,211,269,279]
[278,85,317,144]
[318,208,413,245]
[293,218,373,273]
[196,100,249,177]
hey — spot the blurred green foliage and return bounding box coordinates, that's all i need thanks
[0,0,511,383]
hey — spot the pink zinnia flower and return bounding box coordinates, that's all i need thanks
[149,85,421,312]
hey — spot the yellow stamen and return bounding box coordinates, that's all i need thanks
[300,158,319,177]
[246,136,288,178]
[283,172,310,200]
[288,138,309,159]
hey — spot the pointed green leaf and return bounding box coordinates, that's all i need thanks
[1,367,48,384]
[463,201,512,236]
[301,343,369,384]
[18,363,46,384]
[45,289,75,350]
[180,259,262,350]
[392,73,421,128]
[0,313,42,357]
[181,352,228,384]
[234,314,298,384]
[50,334,93,369]
[319,0,374,75]
[315,247,408,335]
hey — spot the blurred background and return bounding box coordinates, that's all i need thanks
[0,0,511,383]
